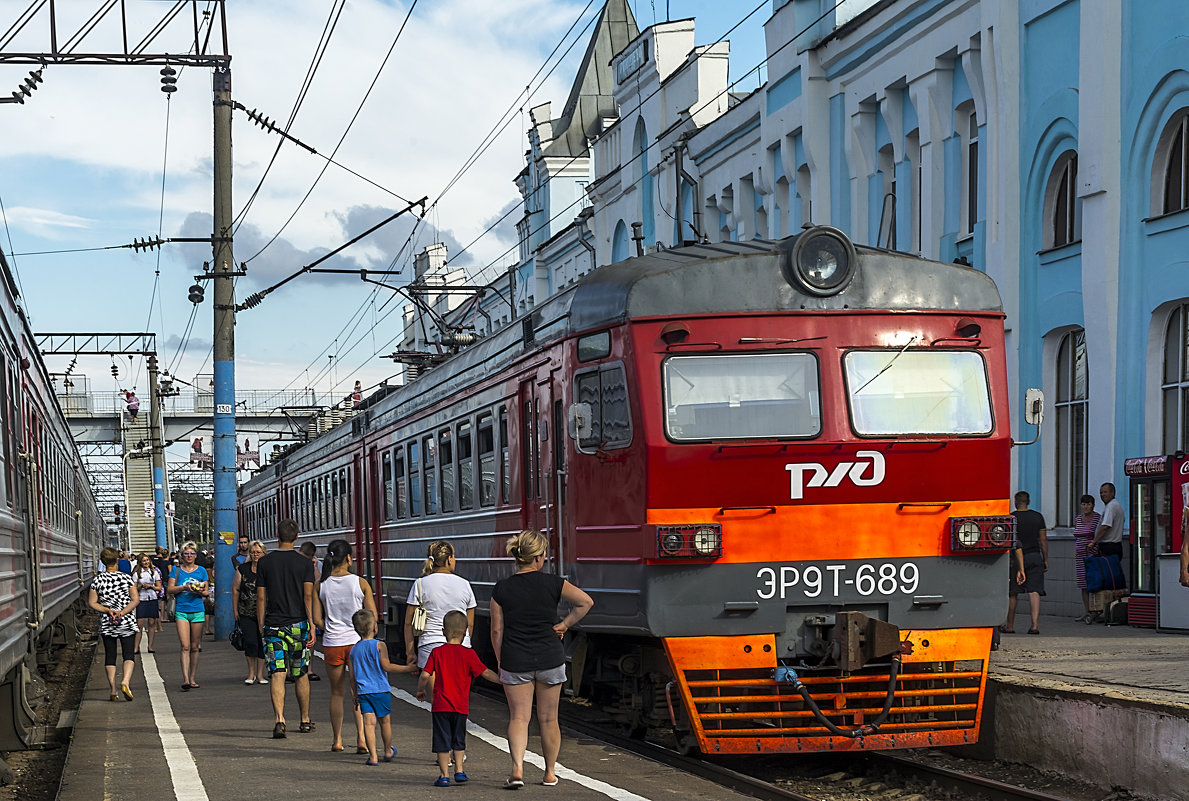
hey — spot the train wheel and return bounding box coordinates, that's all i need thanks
[674,728,699,756]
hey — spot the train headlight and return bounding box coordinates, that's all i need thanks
[693,526,720,556]
[783,225,857,297]
[956,520,981,548]
[655,524,722,559]
[988,523,1009,545]
[661,532,683,554]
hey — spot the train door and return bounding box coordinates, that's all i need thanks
[352,452,367,580]
[521,374,568,576]
[363,447,379,591]
[518,380,543,535]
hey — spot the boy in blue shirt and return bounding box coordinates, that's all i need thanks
[349,609,416,765]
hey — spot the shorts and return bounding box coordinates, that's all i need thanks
[263,621,311,677]
[322,644,352,667]
[1010,550,1046,596]
[358,691,391,718]
[176,610,205,623]
[432,711,467,753]
[137,599,159,620]
[498,664,566,686]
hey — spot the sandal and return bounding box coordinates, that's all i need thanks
[272,722,286,739]
[181,683,192,691]
[503,778,524,790]
[330,745,344,752]
[356,746,369,754]
[1028,628,1040,635]
[997,625,1014,634]
[382,746,397,762]
[298,721,315,733]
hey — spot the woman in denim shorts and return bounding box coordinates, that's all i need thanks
[490,531,593,789]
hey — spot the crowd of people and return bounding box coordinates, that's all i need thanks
[91,527,593,789]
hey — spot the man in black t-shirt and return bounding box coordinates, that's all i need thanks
[256,519,315,739]
[1003,490,1048,635]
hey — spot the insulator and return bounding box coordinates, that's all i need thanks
[188,284,205,304]
[160,66,178,94]
[241,292,264,309]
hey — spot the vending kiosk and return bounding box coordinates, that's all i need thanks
[1123,454,1189,630]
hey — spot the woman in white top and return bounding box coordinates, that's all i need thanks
[313,539,376,754]
[131,552,162,654]
[403,540,477,669]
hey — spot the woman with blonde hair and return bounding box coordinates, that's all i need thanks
[167,540,209,690]
[233,540,268,684]
[403,540,476,669]
[490,530,593,788]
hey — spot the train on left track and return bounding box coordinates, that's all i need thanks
[240,226,1034,755]
[0,252,105,750]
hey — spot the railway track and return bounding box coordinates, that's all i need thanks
[550,700,1080,801]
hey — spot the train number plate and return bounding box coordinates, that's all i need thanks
[756,562,920,600]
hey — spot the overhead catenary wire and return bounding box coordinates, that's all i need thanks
[463,0,839,288]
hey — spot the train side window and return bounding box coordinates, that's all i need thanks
[477,413,495,508]
[424,435,439,515]
[457,420,474,510]
[341,468,349,526]
[499,406,510,505]
[409,440,423,516]
[331,472,340,529]
[439,429,455,513]
[577,330,611,362]
[382,451,393,522]
[2,356,12,506]
[574,363,633,453]
[394,446,407,518]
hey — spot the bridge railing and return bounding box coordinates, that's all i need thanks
[57,388,321,417]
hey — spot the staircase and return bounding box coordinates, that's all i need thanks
[123,413,159,554]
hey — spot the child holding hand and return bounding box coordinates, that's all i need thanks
[417,610,499,786]
[349,609,417,765]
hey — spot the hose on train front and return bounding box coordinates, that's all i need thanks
[774,655,902,739]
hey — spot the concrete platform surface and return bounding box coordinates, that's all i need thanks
[57,628,752,801]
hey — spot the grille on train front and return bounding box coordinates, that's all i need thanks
[682,661,983,739]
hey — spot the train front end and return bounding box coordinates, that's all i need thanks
[632,229,1014,754]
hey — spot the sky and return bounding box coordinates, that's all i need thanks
[0,0,860,460]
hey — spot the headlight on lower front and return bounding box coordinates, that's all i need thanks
[655,524,723,559]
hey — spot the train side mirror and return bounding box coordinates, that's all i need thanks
[1013,388,1045,447]
[567,402,592,442]
[1024,388,1045,426]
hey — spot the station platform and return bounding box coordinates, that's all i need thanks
[985,612,1189,800]
[56,630,751,801]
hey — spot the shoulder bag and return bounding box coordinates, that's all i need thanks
[410,578,429,638]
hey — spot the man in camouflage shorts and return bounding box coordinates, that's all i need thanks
[257,519,315,739]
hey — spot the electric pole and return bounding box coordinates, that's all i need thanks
[212,63,237,640]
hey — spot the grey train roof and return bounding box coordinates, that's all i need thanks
[248,236,1003,480]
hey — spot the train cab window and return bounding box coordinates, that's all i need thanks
[663,354,819,441]
[574,363,633,452]
[577,331,611,362]
[457,421,474,510]
[424,435,439,515]
[844,350,993,435]
[499,406,510,505]
[477,413,495,508]
[439,429,455,513]
[394,447,407,518]
[382,452,393,521]
[409,440,423,516]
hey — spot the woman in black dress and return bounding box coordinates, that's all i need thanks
[490,530,592,788]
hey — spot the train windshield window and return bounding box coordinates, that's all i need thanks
[663,354,820,440]
[844,350,992,435]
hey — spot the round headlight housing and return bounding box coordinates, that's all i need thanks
[661,532,683,554]
[692,526,720,556]
[956,520,981,548]
[988,523,1009,545]
[783,225,857,297]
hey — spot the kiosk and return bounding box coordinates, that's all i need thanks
[1123,454,1189,630]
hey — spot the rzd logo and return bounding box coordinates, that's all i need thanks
[785,451,885,500]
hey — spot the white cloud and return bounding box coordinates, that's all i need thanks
[5,206,95,238]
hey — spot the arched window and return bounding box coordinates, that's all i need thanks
[1044,151,1081,249]
[1055,328,1088,527]
[957,103,978,237]
[877,143,896,249]
[611,219,630,264]
[1161,303,1189,452]
[1154,110,1189,215]
[633,118,655,244]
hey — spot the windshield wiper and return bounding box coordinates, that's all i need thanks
[852,336,919,396]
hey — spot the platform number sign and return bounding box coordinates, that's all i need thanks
[216,403,233,414]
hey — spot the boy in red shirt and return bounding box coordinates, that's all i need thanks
[418,610,498,786]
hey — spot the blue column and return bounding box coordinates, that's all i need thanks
[213,358,237,639]
[153,466,166,549]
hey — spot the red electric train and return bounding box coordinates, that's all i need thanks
[240,226,1024,754]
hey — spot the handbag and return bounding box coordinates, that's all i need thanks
[229,621,245,651]
[410,578,429,638]
[1085,554,1125,593]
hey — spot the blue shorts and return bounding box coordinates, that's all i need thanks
[358,691,391,718]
